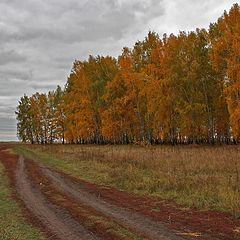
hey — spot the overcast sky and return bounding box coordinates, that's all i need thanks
[0,0,237,141]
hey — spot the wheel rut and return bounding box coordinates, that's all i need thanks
[16,156,99,240]
[1,145,239,240]
[39,161,189,240]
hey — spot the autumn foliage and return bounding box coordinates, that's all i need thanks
[16,4,240,144]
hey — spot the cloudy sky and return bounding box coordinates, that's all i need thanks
[0,0,237,141]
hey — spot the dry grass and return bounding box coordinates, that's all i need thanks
[15,144,240,217]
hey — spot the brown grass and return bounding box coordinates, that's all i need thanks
[15,144,240,217]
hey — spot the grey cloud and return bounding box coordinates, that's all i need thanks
[0,0,237,141]
[0,68,32,81]
[0,49,26,65]
[0,107,16,118]
[1,0,165,44]
[0,79,29,96]
[29,81,59,91]
[0,117,16,141]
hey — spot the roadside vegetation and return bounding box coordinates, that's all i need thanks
[15,144,240,218]
[0,160,45,240]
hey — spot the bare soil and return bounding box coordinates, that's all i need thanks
[0,143,240,240]
[16,156,98,240]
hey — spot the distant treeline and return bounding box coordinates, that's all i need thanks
[16,4,240,144]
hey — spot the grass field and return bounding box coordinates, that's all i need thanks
[15,144,240,217]
[0,160,45,240]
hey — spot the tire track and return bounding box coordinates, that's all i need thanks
[16,156,99,240]
[1,145,237,240]
[38,161,186,240]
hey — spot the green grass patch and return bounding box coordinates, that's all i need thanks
[0,161,45,240]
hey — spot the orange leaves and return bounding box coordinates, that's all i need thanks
[210,4,240,137]
[119,48,132,71]
[64,56,118,143]
[16,4,240,144]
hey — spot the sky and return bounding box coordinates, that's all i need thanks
[0,0,237,141]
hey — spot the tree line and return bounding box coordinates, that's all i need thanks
[16,4,240,144]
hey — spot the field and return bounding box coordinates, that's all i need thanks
[1,143,240,240]
[16,144,240,216]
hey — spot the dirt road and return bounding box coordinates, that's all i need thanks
[16,156,99,240]
[36,160,186,240]
[0,145,239,240]
[16,156,184,240]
